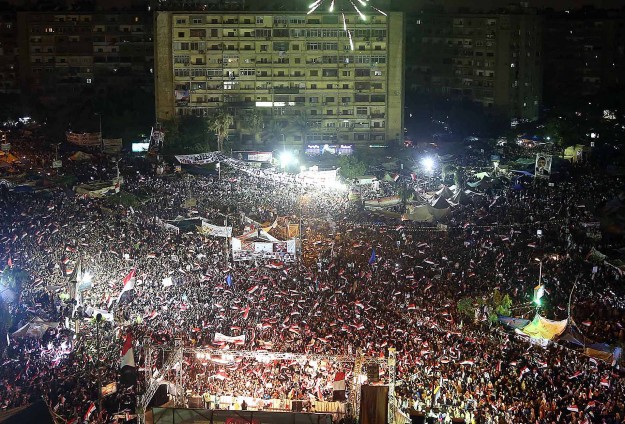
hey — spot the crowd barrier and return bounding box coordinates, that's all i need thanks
[186,395,347,418]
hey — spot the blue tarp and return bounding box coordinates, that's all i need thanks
[498,316,531,330]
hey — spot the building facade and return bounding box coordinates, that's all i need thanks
[0,13,19,94]
[154,11,405,146]
[543,9,625,107]
[406,11,542,123]
[16,11,153,103]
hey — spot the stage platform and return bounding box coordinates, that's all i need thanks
[148,408,335,424]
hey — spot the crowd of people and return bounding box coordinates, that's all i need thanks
[1,141,625,424]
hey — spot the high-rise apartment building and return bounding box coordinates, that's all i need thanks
[543,9,625,107]
[16,12,153,103]
[406,11,542,123]
[154,11,404,146]
[0,13,19,94]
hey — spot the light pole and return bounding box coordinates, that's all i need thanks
[95,313,103,414]
[281,133,285,152]
[95,113,103,153]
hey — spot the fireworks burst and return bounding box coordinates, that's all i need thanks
[307,0,387,49]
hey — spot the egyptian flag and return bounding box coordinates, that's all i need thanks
[83,402,96,421]
[117,268,136,302]
[332,372,346,401]
[120,333,137,386]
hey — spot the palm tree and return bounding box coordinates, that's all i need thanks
[290,112,309,146]
[208,109,234,152]
[243,109,264,145]
[263,119,286,149]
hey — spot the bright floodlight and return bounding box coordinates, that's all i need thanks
[421,157,434,172]
[81,271,92,284]
[280,151,298,167]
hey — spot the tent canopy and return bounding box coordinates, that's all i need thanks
[11,317,59,339]
[520,315,568,341]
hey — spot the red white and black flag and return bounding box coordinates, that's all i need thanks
[117,268,136,302]
[332,372,346,401]
[120,333,137,386]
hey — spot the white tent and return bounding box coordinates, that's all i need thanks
[11,317,59,339]
[436,185,454,199]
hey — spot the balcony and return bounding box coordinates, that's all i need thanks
[272,87,299,94]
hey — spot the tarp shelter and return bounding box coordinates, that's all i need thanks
[74,177,121,198]
[0,152,18,164]
[519,315,567,341]
[563,145,590,163]
[69,151,94,161]
[557,322,593,347]
[498,316,531,330]
[11,317,59,339]
[450,189,471,205]
[430,196,450,210]
[403,205,435,223]
[436,185,454,199]
[0,401,55,424]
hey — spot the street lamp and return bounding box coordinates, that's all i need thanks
[95,313,103,413]
[95,113,103,153]
[533,258,544,306]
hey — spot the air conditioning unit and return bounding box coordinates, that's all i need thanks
[244,59,250,63]
[199,50,205,53]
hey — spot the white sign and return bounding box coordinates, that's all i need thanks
[175,152,220,165]
[53,160,62,169]
[200,222,233,238]
[214,333,246,344]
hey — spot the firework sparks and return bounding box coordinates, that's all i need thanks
[307,0,385,49]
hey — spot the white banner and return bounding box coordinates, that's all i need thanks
[200,221,233,238]
[155,217,180,234]
[175,153,220,165]
[214,333,246,344]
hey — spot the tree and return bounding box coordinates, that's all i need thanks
[208,110,233,152]
[457,297,477,320]
[290,113,309,146]
[161,116,211,154]
[243,110,265,145]
[263,119,285,148]
[338,155,367,180]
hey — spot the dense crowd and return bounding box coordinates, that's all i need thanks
[1,145,625,424]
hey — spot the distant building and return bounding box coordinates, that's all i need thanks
[154,10,405,146]
[0,13,19,94]
[542,9,625,107]
[16,11,153,105]
[405,10,542,123]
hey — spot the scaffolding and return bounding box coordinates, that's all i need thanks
[138,342,396,424]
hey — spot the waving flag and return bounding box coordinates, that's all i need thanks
[83,402,96,421]
[117,268,136,301]
[120,333,137,386]
[333,372,346,401]
[368,249,377,265]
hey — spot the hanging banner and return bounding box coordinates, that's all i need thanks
[214,333,246,344]
[199,222,233,238]
[175,153,220,165]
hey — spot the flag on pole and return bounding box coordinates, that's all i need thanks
[332,372,346,401]
[117,268,136,301]
[368,249,377,265]
[83,402,96,421]
[120,333,137,386]
[519,366,530,380]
